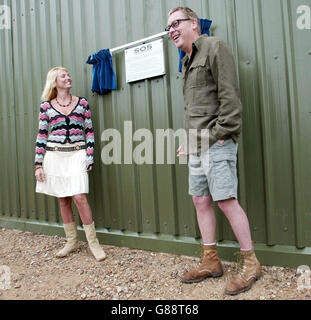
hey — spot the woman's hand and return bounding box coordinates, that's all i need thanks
[35,167,45,182]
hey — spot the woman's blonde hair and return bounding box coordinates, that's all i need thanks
[41,67,68,102]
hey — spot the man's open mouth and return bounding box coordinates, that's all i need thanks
[172,33,180,41]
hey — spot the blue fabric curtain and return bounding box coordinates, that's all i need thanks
[178,18,213,72]
[86,49,117,94]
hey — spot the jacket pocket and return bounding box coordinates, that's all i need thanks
[189,58,209,86]
[187,105,219,133]
[189,105,219,117]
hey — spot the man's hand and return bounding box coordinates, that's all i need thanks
[218,140,225,145]
[177,146,189,157]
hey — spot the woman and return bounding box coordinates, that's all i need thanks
[34,67,106,261]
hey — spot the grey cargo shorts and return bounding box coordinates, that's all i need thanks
[188,139,238,201]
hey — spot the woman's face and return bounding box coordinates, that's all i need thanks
[55,70,72,90]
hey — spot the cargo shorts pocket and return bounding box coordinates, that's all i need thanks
[209,154,237,191]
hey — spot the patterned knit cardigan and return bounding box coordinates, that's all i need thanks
[35,97,95,170]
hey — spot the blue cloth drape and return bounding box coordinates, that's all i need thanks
[178,18,212,72]
[86,49,117,94]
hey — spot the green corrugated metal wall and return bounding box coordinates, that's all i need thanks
[0,0,310,267]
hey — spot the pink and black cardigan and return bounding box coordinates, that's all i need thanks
[34,97,95,170]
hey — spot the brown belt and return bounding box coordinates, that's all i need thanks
[46,145,87,152]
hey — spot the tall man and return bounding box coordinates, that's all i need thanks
[166,7,261,295]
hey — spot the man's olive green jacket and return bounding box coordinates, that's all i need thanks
[182,35,242,150]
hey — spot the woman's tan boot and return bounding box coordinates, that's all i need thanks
[83,222,106,261]
[56,222,79,258]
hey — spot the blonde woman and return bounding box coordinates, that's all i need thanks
[34,67,106,261]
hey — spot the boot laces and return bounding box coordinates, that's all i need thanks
[199,246,212,262]
[199,246,205,261]
[234,252,247,275]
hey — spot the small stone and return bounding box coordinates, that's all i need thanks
[81,293,87,299]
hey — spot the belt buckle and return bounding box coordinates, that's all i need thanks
[75,146,81,151]
[54,147,59,151]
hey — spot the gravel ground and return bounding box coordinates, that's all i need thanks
[0,227,310,300]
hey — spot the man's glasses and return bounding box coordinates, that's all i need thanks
[165,19,191,32]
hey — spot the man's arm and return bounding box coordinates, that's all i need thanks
[209,40,242,142]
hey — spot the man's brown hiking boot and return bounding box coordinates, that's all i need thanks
[225,248,262,295]
[180,244,223,283]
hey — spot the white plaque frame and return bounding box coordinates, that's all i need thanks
[125,39,166,83]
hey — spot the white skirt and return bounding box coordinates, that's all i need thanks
[36,142,89,198]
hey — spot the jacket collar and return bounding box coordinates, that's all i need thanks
[181,34,209,67]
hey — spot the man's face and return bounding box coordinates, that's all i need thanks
[167,10,197,52]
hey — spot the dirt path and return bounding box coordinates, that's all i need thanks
[0,228,310,300]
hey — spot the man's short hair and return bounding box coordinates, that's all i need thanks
[168,7,201,35]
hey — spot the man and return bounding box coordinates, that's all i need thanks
[166,7,261,295]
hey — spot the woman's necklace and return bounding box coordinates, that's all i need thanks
[56,94,72,108]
